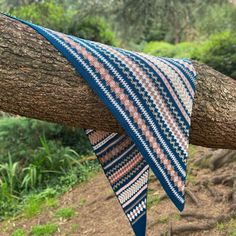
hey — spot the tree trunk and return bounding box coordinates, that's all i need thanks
[0,14,236,149]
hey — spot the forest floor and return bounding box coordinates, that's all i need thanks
[0,146,235,236]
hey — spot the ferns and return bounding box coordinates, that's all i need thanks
[0,117,98,219]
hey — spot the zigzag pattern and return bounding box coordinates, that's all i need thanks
[127,199,146,222]
[8,15,198,236]
[86,130,149,236]
[118,171,149,204]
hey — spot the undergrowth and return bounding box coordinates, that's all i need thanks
[0,117,98,220]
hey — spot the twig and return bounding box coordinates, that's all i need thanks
[171,212,236,235]
[180,211,213,219]
[185,188,200,206]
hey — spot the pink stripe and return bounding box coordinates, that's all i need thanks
[174,59,197,79]
[117,165,149,195]
[137,52,190,124]
[88,131,110,145]
[122,184,147,208]
[103,43,190,124]
[53,32,184,193]
[96,43,188,148]
[109,153,143,184]
[96,135,124,156]
[157,57,194,97]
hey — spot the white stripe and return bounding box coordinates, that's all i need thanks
[42,28,185,204]
[91,42,188,151]
[104,143,136,170]
[72,37,186,177]
[96,135,125,156]
[93,133,117,150]
[116,165,149,195]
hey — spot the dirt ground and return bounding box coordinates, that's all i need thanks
[1,146,235,236]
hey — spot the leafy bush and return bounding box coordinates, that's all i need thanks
[143,32,236,79]
[173,42,200,59]
[11,2,117,45]
[10,0,76,33]
[0,117,92,162]
[143,41,176,57]
[69,16,117,45]
[143,41,200,59]
[198,31,236,79]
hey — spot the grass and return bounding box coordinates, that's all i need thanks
[228,218,236,236]
[22,188,59,218]
[54,207,75,219]
[188,144,196,154]
[217,222,225,231]
[216,218,236,235]
[45,198,58,208]
[157,215,168,224]
[147,194,160,209]
[31,223,58,236]
[12,229,26,236]
[172,213,181,221]
[186,172,196,185]
[70,223,79,233]
[23,195,45,218]
[79,198,87,206]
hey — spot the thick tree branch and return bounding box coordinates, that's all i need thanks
[0,15,236,149]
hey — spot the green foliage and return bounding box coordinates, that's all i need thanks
[31,223,58,236]
[0,117,98,219]
[172,42,200,59]
[12,229,26,236]
[157,215,168,224]
[228,218,236,236]
[0,154,19,195]
[217,222,225,231]
[10,1,117,45]
[10,0,76,33]
[143,41,176,57]
[23,196,45,218]
[143,41,200,59]
[70,223,79,233]
[54,207,75,219]
[69,16,117,45]
[0,117,92,162]
[147,193,160,209]
[143,31,236,79]
[22,188,57,218]
[195,3,236,38]
[198,31,236,79]
[79,198,87,206]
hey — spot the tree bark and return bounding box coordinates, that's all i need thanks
[0,14,236,149]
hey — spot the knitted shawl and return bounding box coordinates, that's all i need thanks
[4,15,197,236]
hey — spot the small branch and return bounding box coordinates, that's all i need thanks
[171,212,236,235]
[180,211,213,219]
[185,188,200,206]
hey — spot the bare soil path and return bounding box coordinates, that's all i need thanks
[1,146,235,236]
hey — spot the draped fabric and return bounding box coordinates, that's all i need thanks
[5,14,197,236]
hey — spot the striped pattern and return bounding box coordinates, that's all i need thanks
[9,15,198,236]
[86,130,149,236]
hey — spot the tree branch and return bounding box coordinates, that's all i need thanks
[0,14,236,149]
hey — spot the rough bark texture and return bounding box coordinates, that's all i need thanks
[0,14,236,149]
